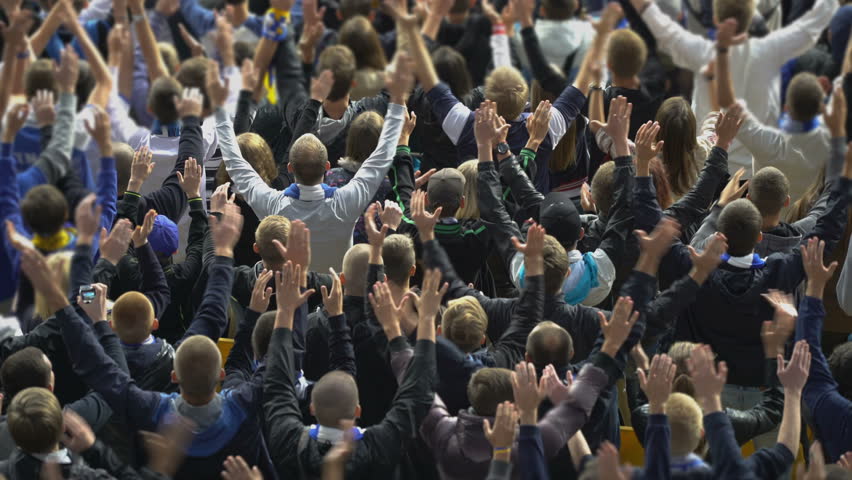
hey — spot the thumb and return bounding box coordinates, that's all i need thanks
[482,418,492,436]
[176,171,184,184]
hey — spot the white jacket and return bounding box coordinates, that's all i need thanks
[641,0,837,176]
[219,103,405,272]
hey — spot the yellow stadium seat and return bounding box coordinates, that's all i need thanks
[620,427,645,466]
[218,338,234,367]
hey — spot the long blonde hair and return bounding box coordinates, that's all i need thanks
[34,251,72,321]
[456,160,480,220]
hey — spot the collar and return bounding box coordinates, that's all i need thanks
[437,217,460,225]
[151,120,181,137]
[670,453,708,472]
[567,249,582,263]
[173,394,223,431]
[283,183,337,200]
[32,228,75,252]
[308,424,364,443]
[722,252,766,269]
[31,448,72,465]
[778,112,821,134]
[120,335,157,347]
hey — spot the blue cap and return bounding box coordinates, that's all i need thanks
[148,215,179,256]
[830,6,852,67]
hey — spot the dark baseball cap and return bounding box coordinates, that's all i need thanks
[426,168,465,210]
[539,191,582,248]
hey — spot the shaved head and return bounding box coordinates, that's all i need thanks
[311,371,359,427]
[174,336,222,397]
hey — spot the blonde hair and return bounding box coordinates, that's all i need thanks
[7,387,62,454]
[290,134,329,185]
[158,43,179,75]
[112,291,156,344]
[255,216,292,265]
[664,393,704,457]
[456,160,480,220]
[607,29,647,79]
[485,67,529,122]
[237,133,277,185]
[442,296,488,353]
[174,335,222,397]
[34,251,72,321]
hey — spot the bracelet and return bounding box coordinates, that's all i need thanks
[716,46,729,54]
[493,447,511,453]
[131,12,145,23]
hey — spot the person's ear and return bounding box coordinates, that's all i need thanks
[325,161,331,171]
[459,195,466,209]
[336,10,342,21]
[287,163,294,173]
[151,318,160,331]
[253,243,260,254]
[355,405,362,419]
[578,227,585,241]
[219,368,226,381]
[784,195,790,207]
[524,352,532,363]
[784,104,789,113]
[310,403,316,416]
[436,324,442,336]
[408,264,416,277]
[170,370,178,384]
[339,272,346,285]
[757,232,764,243]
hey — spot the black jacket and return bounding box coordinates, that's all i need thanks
[0,441,154,480]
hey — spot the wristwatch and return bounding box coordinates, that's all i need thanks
[496,142,510,156]
[588,82,603,92]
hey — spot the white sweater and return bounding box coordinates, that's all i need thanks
[641,0,837,176]
[219,103,405,272]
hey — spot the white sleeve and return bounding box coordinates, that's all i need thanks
[106,93,149,147]
[490,25,512,69]
[79,0,112,23]
[215,107,283,218]
[752,0,838,68]
[581,249,615,307]
[640,2,715,72]
[837,234,852,315]
[735,103,788,169]
[223,65,243,120]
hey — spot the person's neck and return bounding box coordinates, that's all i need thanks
[181,391,216,407]
[343,289,363,298]
[322,97,350,120]
[611,75,640,90]
[761,214,781,231]
[448,12,467,24]
[389,281,410,303]
[229,3,249,26]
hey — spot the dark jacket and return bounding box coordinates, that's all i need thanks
[0,442,149,480]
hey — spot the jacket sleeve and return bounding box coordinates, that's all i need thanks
[224,308,261,389]
[596,155,636,275]
[33,92,77,185]
[633,176,694,280]
[419,393,454,452]
[489,275,543,369]
[643,274,702,343]
[703,412,754,479]
[327,313,356,378]
[425,82,476,148]
[736,112,787,162]
[838,233,852,315]
[639,2,714,72]
[80,440,146,480]
[96,155,118,238]
[233,90,257,135]
[794,296,852,462]
[498,150,543,223]
[334,103,405,220]
[116,191,142,225]
[57,305,161,432]
[487,460,513,480]
[642,414,672,480]
[387,146,417,229]
[69,244,95,302]
[548,84,585,148]
[689,204,722,252]
[477,161,523,275]
[517,425,548,480]
[519,26,568,96]
[136,242,171,319]
[730,358,784,445]
[143,115,203,222]
[750,0,838,69]
[176,256,234,347]
[170,197,208,291]
[664,146,729,234]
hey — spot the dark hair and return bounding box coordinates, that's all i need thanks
[147,76,181,124]
[234,41,256,69]
[340,0,372,20]
[176,57,210,111]
[787,72,825,121]
[541,0,576,19]
[449,0,470,15]
[829,342,852,400]
[75,60,95,112]
[656,97,699,198]
[750,167,790,217]
[717,199,762,256]
[20,185,68,237]
[252,312,277,360]
[525,321,573,369]
[432,46,473,99]
[339,16,387,71]
[0,347,52,409]
[467,368,513,416]
[345,111,384,165]
[317,45,357,101]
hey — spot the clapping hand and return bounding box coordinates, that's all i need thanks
[368,281,407,339]
[483,401,517,456]
[801,237,838,298]
[411,190,441,242]
[177,157,203,198]
[687,344,727,413]
[634,121,662,173]
[599,296,640,358]
[760,289,796,358]
[512,361,544,424]
[777,340,811,396]
[131,209,157,248]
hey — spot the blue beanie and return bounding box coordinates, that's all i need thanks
[148,215,179,256]
[830,6,852,67]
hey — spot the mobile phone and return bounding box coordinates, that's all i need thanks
[79,285,96,304]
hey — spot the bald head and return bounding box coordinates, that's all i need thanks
[311,371,359,427]
[290,134,329,186]
[174,336,222,397]
[525,321,573,369]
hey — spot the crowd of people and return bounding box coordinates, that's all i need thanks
[0,0,851,477]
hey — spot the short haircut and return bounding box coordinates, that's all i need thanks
[543,235,570,295]
[664,393,703,457]
[442,296,488,353]
[234,41,255,68]
[311,371,359,426]
[175,57,210,111]
[786,72,825,122]
[344,111,384,165]
[339,0,372,20]
[290,134,329,185]
[750,167,790,217]
[713,0,755,34]
[252,311,277,360]
[829,342,852,400]
[456,160,480,220]
[255,215,292,265]
[174,335,222,397]
[525,321,573,368]
[541,0,576,19]
[25,60,58,99]
[158,43,179,75]
[147,76,181,124]
[7,387,62,454]
[342,244,371,296]
[590,161,616,216]
[382,234,415,285]
[20,185,68,237]
[667,341,697,378]
[607,29,647,79]
[237,133,277,185]
[717,199,762,257]
[317,45,357,101]
[485,67,529,122]
[113,142,135,195]
[112,291,156,344]
[467,368,513,417]
[0,348,52,403]
[339,16,387,71]
[449,0,469,15]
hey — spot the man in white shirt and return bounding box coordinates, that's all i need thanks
[631,0,838,175]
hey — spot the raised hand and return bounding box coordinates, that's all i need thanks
[383,0,418,28]
[127,146,155,193]
[797,442,826,480]
[368,281,407,339]
[761,289,796,358]
[107,24,131,66]
[57,46,80,94]
[99,219,134,265]
[597,441,630,480]
[838,451,852,471]
[717,167,748,208]
[141,417,195,477]
[365,202,388,251]
[414,168,437,190]
[177,157,203,198]
[525,100,551,151]
[512,361,543,424]
[73,194,103,244]
[580,183,596,213]
[2,103,29,143]
[222,456,263,480]
[824,84,847,139]
[310,69,334,102]
[132,209,157,248]
[176,87,204,118]
[511,222,545,275]
[205,59,230,110]
[10,237,67,312]
[210,203,244,258]
[400,108,417,145]
[84,106,113,156]
[78,283,109,324]
[635,216,681,262]
[241,59,260,95]
[715,18,747,48]
[214,12,235,66]
[411,190,441,242]
[210,182,234,214]
[716,104,745,150]
[687,232,727,283]
[483,401,518,452]
[386,52,414,105]
[249,269,274,313]
[274,220,311,281]
[598,296,640,358]
[474,101,497,150]
[416,268,447,341]
[634,121,663,170]
[592,2,622,35]
[274,261,315,328]
[321,268,344,317]
[801,237,838,298]
[541,364,573,406]
[687,344,727,413]
[592,96,632,156]
[380,200,403,231]
[637,354,676,414]
[32,90,56,127]
[61,410,96,454]
[778,339,810,395]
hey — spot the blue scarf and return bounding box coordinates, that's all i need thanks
[519,252,599,305]
[151,120,181,137]
[308,424,364,440]
[721,252,766,269]
[283,183,338,199]
[778,112,821,134]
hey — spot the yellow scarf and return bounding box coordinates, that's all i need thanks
[32,227,76,252]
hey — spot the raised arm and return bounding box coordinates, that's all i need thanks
[633,0,714,72]
[755,0,838,69]
[324,272,356,377]
[131,210,171,318]
[128,0,169,83]
[64,2,113,108]
[714,18,745,110]
[573,3,622,97]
